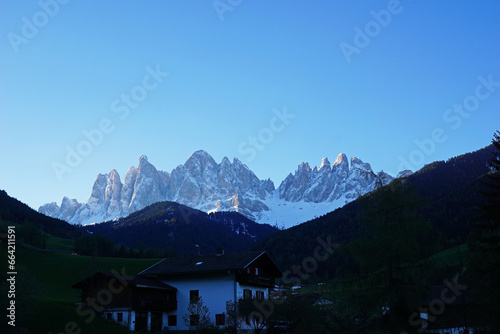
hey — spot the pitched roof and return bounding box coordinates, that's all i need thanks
[72,271,177,291]
[139,251,282,277]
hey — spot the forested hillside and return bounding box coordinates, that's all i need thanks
[0,190,79,239]
[253,144,495,279]
[79,201,279,256]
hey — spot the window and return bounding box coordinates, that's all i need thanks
[168,315,177,326]
[190,290,199,302]
[190,314,200,326]
[216,313,225,326]
[106,313,113,321]
[243,289,252,299]
[117,313,123,323]
[255,267,259,275]
[256,290,264,301]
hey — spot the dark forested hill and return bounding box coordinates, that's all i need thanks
[79,201,279,255]
[0,189,79,239]
[252,144,495,278]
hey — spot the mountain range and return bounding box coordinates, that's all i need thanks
[39,150,411,227]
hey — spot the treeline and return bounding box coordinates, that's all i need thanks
[0,189,79,239]
[74,232,177,258]
[0,220,48,249]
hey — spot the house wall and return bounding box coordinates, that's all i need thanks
[99,308,131,329]
[160,272,235,330]
[102,308,172,331]
[159,272,270,331]
[236,282,271,331]
[236,282,269,300]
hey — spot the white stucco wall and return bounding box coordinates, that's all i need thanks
[160,273,270,331]
[161,272,236,330]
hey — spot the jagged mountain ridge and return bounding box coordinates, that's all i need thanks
[278,154,398,203]
[40,150,407,227]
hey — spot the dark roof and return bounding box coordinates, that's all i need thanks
[139,251,282,277]
[72,271,177,291]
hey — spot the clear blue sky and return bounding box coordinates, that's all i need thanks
[1,1,499,210]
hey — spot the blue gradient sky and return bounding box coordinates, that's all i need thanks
[1,1,499,210]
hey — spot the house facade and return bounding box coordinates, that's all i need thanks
[73,250,282,332]
[72,272,177,331]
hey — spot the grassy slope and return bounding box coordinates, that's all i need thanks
[294,243,470,296]
[428,243,469,267]
[11,243,161,333]
[45,234,75,253]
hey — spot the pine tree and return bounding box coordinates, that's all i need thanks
[477,130,500,232]
[468,130,500,331]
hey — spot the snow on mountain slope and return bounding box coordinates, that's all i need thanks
[39,151,409,227]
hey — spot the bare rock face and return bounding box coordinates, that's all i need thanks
[128,155,168,213]
[121,166,138,212]
[105,169,123,216]
[40,151,274,224]
[58,197,82,222]
[39,202,60,218]
[277,153,394,204]
[40,150,406,226]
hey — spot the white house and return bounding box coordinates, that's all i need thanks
[73,250,283,332]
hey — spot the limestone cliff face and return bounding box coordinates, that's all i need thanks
[39,150,404,226]
[278,153,393,203]
[40,151,274,224]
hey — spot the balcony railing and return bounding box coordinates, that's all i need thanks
[236,272,275,288]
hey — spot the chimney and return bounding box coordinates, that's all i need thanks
[216,248,225,256]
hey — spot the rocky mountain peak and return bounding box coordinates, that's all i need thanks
[40,150,400,227]
[278,153,394,204]
[221,156,231,167]
[297,162,311,173]
[138,154,149,165]
[350,156,372,172]
[319,157,331,171]
[397,170,413,178]
[333,153,348,166]
[90,173,109,202]
[41,151,275,224]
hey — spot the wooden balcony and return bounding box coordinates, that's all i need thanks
[236,272,275,288]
